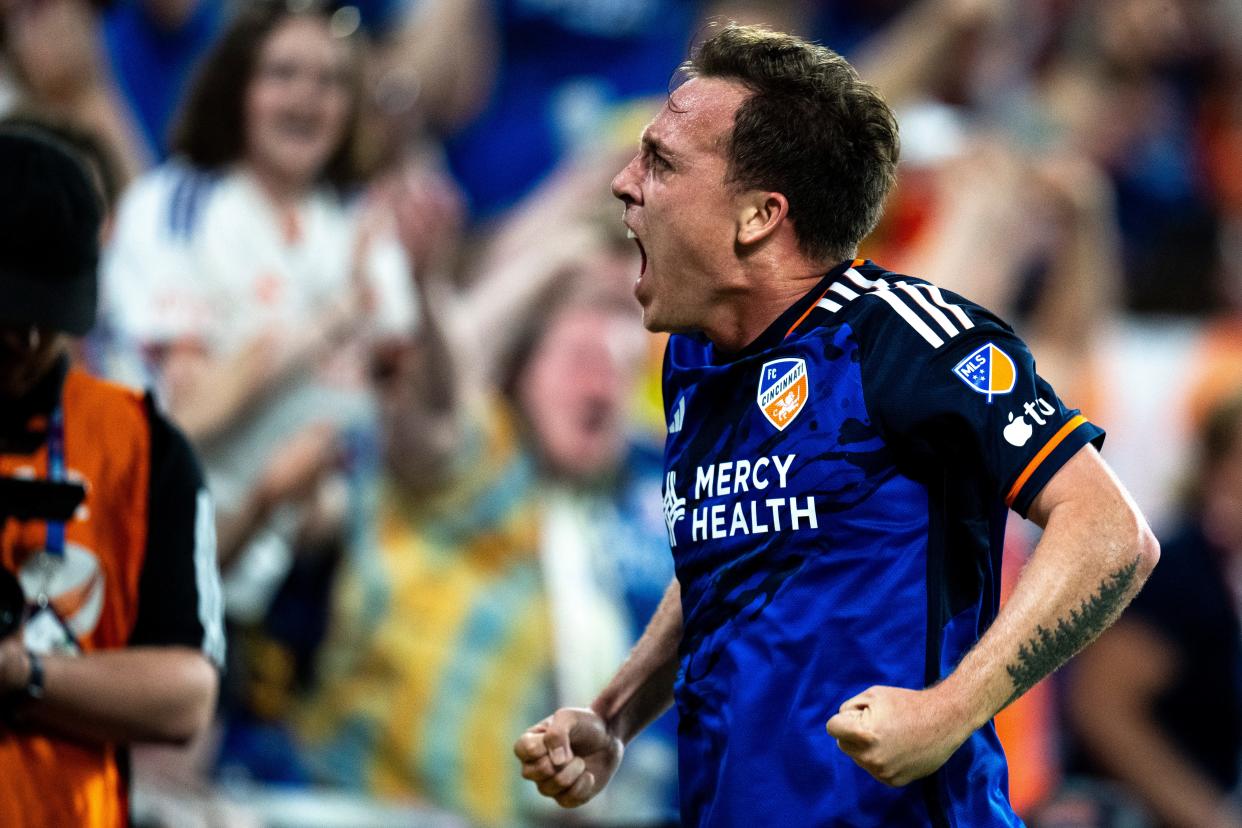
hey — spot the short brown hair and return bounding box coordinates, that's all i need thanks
[169,0,371,190]
[685,24,900,263]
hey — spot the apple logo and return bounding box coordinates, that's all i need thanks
[1004,412,1033,447]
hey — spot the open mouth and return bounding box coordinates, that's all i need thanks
[627,228,647,275]
[580,403,612,435]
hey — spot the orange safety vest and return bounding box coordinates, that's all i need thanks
[0,367,152,828]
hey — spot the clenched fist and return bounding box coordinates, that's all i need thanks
[825,685,974,787]
[513,707,623,808]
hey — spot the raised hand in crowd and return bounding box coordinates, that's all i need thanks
[0,0,149,181]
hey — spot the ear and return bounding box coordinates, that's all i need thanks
[735,191,789,247]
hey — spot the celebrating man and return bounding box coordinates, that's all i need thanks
[515,23,1158,826]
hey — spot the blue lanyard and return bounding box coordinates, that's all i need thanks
[45,404,66,558]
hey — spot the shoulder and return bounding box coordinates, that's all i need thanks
[63,367,147,424]
[827,262,1014,352]
[788,261,1030,389]
[113,160,223,243]
[144,394,206,492]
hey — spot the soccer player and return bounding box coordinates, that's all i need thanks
[513,24,1160,826]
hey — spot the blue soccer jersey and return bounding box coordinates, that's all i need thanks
[661,259,1103,827]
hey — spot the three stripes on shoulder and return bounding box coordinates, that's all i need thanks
[816,267,976,349]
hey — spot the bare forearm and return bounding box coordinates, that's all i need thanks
[384,0,495,130]
[938,461,1158,732]
[169,301,352,442]
[13,647,217,745]
[826,449,1159,788]
[215,496,270,570]
[166,346,273,442]
[381,279,471,486]
[853,0,985,107]
[591,579,682,745]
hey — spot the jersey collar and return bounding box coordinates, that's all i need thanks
[717,258,862,363]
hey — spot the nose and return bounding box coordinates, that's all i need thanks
[611,155,642,206]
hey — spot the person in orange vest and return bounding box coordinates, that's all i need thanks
[0,126,223,828]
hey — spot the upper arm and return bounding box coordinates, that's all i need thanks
[1026,442,1137,530]
[128,398,225,667]
[1026,442,1160,570]
[852,287,1104,517]
[104,168,210,348]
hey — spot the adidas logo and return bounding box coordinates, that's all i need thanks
[668,396,685,434]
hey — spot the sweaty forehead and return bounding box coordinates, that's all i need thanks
[651,76,751,153]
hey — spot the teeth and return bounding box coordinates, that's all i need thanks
[626,229,637,239]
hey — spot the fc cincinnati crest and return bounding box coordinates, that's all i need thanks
[757,358,809,431]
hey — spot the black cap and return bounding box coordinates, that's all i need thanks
[0,127,102,336]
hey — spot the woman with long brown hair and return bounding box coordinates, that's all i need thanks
[102,0,416,622]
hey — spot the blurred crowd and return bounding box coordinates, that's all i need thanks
[3,0,1241,825]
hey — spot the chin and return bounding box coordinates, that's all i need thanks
[548,444,621,481]
[640,307,692,336]
[263,149,332,186]
[639,303,672,334]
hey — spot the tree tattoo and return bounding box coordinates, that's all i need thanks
[1005,557,1141,704]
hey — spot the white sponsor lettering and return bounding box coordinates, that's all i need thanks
[689,495,819,542]
[752,457,770,490]
[678,453,820,542]
[1004,397,1057,447]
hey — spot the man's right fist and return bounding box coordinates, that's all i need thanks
[513,707,623,808]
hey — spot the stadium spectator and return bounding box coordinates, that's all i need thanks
[0,125,223,828]
[101,0,417,619]
[97,5,421,807]
[1066,389,1242,828]
[297,180,679,826]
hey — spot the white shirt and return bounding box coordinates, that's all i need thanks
[103,162,419,620]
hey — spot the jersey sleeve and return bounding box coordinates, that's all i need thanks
[128,397,225,667]
[850,288,1104,518]
[101,165,213,347]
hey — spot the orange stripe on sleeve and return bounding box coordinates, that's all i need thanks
[1005,415,1088,507]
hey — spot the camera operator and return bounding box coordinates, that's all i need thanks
[0,126,223,828]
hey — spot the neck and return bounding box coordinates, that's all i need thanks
[702,255,835,353]
[245,163,311,210]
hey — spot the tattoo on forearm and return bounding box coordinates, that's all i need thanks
[1004,557,1140,705]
